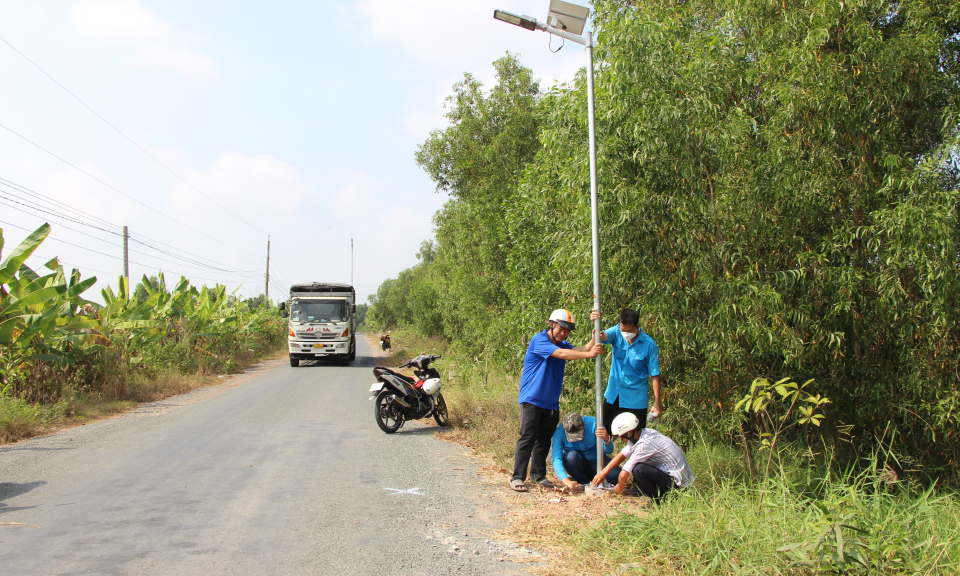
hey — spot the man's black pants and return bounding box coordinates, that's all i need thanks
[632,463,675,501]
[602,396,647,434]
[511,402,559,483]
[562,451,621,485]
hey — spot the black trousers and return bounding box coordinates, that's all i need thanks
[632,463,675,501]
[602,396,647,434]
[562,451,621,485]
[512,402,560,482]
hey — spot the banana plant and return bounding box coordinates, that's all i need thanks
[1,224,102,362]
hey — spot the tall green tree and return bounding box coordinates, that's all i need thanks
[414,53,542,354]
[372,0,960,478]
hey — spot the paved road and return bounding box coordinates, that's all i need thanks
[0,337,529,575]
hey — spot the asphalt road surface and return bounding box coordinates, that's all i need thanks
[0,337,531,575]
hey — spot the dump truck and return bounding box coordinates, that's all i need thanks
[279,282,356,367]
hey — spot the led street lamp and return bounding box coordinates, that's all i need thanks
[493,10,540,31]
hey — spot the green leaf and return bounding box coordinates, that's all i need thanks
[0,223,50,284]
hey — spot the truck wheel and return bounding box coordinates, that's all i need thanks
[290,357,299,367]
[348,345,356,362]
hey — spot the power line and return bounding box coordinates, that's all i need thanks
[0,177,121,232]
[1,220,263,282]
[0,123,264,258]
[0,34,268,237]
[0,190,263,276]
[0,193,119,235]
[1,178,270,280]
[0,217,119,249]
[1,193,260,276]
[1,176,264,271]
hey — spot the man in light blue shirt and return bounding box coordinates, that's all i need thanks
[590,308,661,433]
[551,413,621,490]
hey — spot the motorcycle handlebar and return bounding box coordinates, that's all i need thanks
[397,354,442,369]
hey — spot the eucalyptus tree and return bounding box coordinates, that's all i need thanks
[530,0,960,473]
[415,53,542,353]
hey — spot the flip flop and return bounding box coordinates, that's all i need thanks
[509,479,528,492]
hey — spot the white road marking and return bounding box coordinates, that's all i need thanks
[384,487,423,496]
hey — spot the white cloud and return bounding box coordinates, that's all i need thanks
[356,0,586,78]
[357,0,494,64]
[167,151,316,223]
[331,171,384,213]
[72,0,215,79]
[359,0,587,140]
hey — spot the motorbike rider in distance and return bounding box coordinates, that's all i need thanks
[380,332,392,351]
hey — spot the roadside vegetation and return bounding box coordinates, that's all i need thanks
[368,0,960,572]
[0,223,285,444]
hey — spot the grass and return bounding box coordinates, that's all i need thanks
[370,326,960,575]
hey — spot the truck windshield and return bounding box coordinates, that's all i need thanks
[290,300,347,323]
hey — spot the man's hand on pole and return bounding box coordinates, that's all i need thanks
[590,309,608,342]
[596,426,610,443]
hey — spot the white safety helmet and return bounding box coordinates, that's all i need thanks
[548,308,575,330]
[611,413,640,437]
[421,378,441,395]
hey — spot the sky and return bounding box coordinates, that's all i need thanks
[0,0,588,304]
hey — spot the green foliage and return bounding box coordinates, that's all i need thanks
[133,275,166,304]
[0,224,285,405]
[370,0,960,480]
[571,447,960,575]
[354,303,369,329]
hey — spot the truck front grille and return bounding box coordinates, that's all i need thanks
[296,332,339,340]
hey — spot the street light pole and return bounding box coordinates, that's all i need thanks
[494,5,605,480]
[584,32,604,476]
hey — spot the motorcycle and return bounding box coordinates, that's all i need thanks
[368,354,448,433]
[379,332,392,351]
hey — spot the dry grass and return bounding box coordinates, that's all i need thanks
[436,429,655,576]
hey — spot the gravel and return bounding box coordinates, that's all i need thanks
[0,338,533,575]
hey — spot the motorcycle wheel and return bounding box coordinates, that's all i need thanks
[375,391,404,433]
[433,392,449,427]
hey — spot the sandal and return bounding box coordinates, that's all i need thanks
[536,478,556,489]
[509,478,528,492]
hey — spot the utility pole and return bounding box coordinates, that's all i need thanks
[123,225,129,300]
[351,238,354,287]
[265,235,271,303]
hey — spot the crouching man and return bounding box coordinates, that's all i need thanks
[591,413,694,501]
[551,412,621,491]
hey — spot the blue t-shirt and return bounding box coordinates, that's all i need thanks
[551,416,615,480]
[602,326,660,409]
[518,330,574,410]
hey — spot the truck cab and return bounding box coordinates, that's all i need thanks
[280,282,356,367]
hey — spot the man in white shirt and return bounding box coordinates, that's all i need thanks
[591,413,694,501]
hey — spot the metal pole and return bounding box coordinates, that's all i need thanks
[351,238,354,286]
[265,235,271,302]
[123,225,129,300]
[585,32,604,475]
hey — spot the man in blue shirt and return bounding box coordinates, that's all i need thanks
[551,412,621,491]
[510,309,603,492]
[590,308,661,434]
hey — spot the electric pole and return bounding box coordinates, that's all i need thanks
[351,238,354,287]
[123,225,129,300]
[265,235,271,303]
